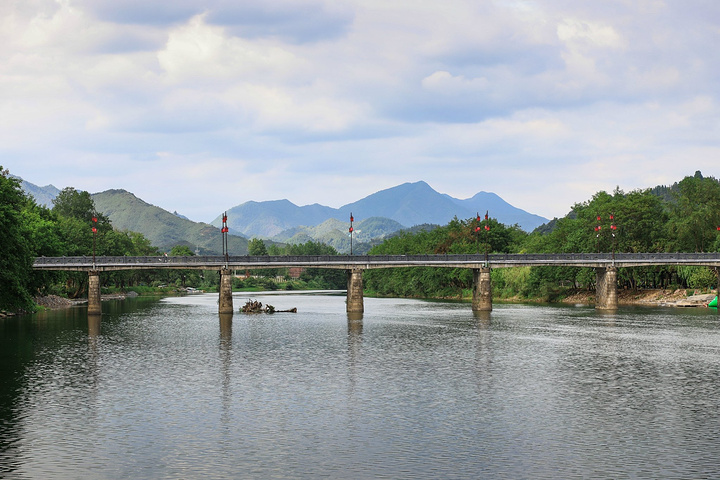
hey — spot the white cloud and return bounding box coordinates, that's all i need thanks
[421,71,490,93]
[157,14,306,86]
[557,19,624,49]
[2,0,720,223]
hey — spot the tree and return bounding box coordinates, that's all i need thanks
[0,167,35,311]
[167,244,196,287]
[668,173,720,252]
[52,187,104,223]
[364,215,526,298]
[248,238,268,256]
[169,245,195,257]
[23,201,64,296]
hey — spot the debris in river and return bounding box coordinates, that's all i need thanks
[240,300,296,314]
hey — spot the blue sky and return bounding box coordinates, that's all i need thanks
[2,0,719,223]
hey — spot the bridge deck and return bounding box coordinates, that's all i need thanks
[33,253,720,272]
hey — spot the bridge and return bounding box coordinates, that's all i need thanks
[33,253,720,315]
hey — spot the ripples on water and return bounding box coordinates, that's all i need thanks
[2,294,720,479]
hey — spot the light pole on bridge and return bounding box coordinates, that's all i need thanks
[221,212,229,265]
[474,211,490,266]
[349,213,354,255]
[594,213,618,261]
[91,214,98,268]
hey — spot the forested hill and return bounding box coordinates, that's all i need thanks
[4,169,720,313]
[91,189,249,255]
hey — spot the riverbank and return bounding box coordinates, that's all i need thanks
[560,288,718,308]
[23,288,720,314]
[33,292,140,310]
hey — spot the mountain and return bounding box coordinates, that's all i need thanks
[217,199,337,238]
[18,176,547,252]
[337,181,465,226]
[14,176,60,207]
[215,181,549,239]
[91,189,249,255]
[449,191,549,230]
[16,179,243,254]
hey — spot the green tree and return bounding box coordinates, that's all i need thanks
[0,167,35,311]
[667,173,720,252]
[364,215,526,298]
[169,245,195,257]
[289,241,346,288]
[52,187,104,223]
[23,201,65,296]
[167,244,196,287]
[248,238,268,256]
[128,231,161,256]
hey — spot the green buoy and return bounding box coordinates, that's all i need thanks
[710,296,718,308]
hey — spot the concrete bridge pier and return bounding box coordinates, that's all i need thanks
[472,267,492,312]
[595,266,618,310]
[347,268,364,313]
[218,268,234,314]
[88,270,102,315]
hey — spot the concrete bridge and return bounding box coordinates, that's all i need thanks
[33,253,720,315]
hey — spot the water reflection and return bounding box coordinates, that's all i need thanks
[218,313,233,432]
[219,313,232,343]
[88,313,101,338]
[596,309,619,326]
[346,313,363,395]
[472,309,492,328]
[3,297,720,479]
[87,314,102,390]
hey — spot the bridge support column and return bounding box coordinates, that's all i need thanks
[472,267,492,312]
[347,268,364,313]
[88,270,102,315]
[219,268,234,314]
[595,266,618,310]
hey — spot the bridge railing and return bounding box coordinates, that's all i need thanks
[32,252,720,270]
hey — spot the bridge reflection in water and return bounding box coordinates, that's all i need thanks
[33,253,720,314]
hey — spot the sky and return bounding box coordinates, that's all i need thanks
[2,0,719,223]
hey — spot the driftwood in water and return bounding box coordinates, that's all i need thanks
[241,299,264,313]
[241,300,296,314]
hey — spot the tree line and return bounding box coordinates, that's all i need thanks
[364,171,720,301]
[0,167,346,313]
[3,167,719,312]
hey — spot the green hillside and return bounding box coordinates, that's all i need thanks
[92,189,249,255]
[271,217,404,253]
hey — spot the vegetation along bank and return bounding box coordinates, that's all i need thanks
[2,166,719,314]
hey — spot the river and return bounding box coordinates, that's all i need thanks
[2,293,720,479]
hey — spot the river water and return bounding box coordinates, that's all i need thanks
[2,293,720,479]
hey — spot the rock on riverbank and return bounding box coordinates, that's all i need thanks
[34,292,139,310]
[35,295,75,308]
[562,289,718,307]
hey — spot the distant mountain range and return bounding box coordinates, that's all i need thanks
[211,181,549,239]
[19,178,549,254]
[15,177,60,207]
